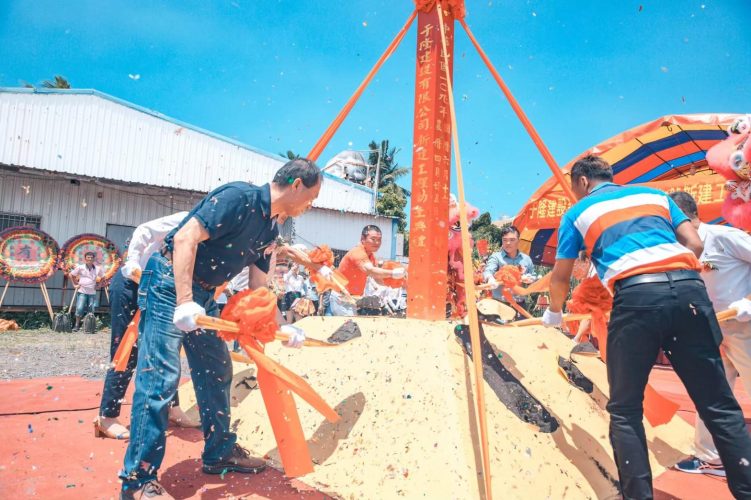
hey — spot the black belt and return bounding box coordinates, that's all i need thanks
[614,269,701,292]
[160,248,216,292]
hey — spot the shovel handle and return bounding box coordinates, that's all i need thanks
[68,287,79,314]
[194,315,337,347]
[508,307,739,328]
[716,308,737,322]
[506,313,593,327]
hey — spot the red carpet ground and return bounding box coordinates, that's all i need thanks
[1,369,748,499]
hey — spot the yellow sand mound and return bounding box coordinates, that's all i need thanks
[178,317,693,499]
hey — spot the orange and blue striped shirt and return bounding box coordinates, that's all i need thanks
[556,183,700,292]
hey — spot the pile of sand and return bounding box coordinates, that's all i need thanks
[178,317,693,499]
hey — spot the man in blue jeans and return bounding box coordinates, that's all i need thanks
[70,251,104,331]
[119,159,321,499]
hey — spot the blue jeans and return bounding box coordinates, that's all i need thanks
[120,253,236,492]
[99,272,179,418]
[75,292,98,317]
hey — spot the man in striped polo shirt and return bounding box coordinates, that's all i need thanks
[543,155,751,499]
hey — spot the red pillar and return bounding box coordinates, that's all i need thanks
[406,4,454,320]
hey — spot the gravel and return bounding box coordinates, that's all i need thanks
[0,327,214,380]
[0,328,113,380]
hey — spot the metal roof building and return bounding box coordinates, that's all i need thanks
[0,88,398,309]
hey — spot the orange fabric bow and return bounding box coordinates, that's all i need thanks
[308,245,334,267]
[306,245,350,294]
[215,288,340,477]
[567,277,678,426]
[494,265,532,319]
[381,261,406,288]
[567,277,612,358]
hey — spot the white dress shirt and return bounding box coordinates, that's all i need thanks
[284,270,305,294]
[227,266,250,293]
[125,211,189,270]
[698,222,751,311]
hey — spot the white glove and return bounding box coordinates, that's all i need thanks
[729,298,751,322]
[318,265,333,279]
[391,267,406,279]
[281,324,306,348]
[173,301,206,332]
[542,308,563,328]
[486,276,499,289]
[121,261,142,281]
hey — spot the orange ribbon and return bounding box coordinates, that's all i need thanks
[304,245,351,295]
[113,310,140,371]
[204,288,340,477]
[380,261,406,288]
[494,265,533,319]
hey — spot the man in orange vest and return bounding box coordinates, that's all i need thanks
[330,225,405,316]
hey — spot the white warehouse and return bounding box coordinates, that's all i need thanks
[0,88,398,309]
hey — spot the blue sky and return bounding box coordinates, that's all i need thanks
[1,1,750,220]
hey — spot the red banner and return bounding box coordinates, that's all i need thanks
[407,7,455,320]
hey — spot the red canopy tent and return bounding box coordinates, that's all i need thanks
[513,114,740,265]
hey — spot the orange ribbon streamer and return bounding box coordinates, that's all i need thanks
[434,7,492,497]
[458,19,577,204]
[307,12,416,161]
[304,245,350,294]
[494,265,533,319]
[567,277,612,358]
[213,288,340,477]
[113,310,140,371]
[567,277,679,426]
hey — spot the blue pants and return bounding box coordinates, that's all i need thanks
[120,253,235,492]
[99,272,179,418]
[75,292,98,317]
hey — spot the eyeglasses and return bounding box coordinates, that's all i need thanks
[502,238,518,243]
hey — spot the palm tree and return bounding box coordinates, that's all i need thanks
[367,140,410,192]
[41,75,71,89]
[279,150,300,160]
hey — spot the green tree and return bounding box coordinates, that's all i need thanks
[367,140,410,233]
[469,212,504,254]
[377,183,409,232]
[279,150,300,160]
[41,75,71,89]
[367,140,409,192]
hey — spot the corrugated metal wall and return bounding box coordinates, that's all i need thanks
[293,209,396,260]
[0,171,390,308]
[0,171,197,308]
[0,89,376,214]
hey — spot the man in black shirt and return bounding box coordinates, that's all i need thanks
[119,159,322,500]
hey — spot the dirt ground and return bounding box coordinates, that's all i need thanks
[0,328,112,380]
